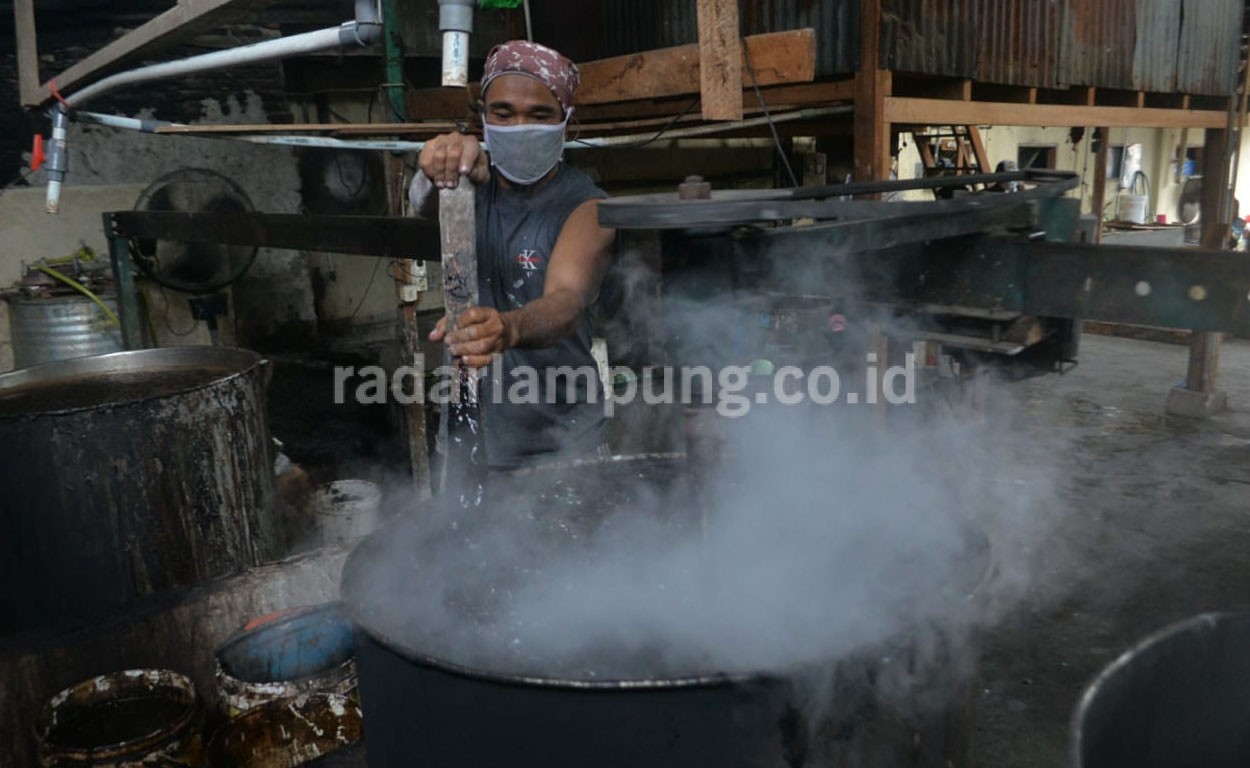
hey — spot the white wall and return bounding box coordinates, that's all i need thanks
[896,124,1205,224]
[10,92,319,357]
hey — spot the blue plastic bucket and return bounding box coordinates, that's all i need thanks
[214,603,356,717]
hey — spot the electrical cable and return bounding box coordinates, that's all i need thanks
[743,39,800,188]
[159,284,199,337]
[346,257,385,322]
[570,97,701,150]
[33,263,121,327]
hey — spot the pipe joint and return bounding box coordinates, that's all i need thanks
[439,0,475,33]
[339,20,383,47]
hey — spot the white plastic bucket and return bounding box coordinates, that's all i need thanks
[1117,192,1150,224]
[312,480,382,548]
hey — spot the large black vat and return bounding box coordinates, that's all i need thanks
[0,347,279,637]
[344,455,988,768]
[1072,612,1250,768]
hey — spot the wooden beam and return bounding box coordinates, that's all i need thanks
[573,84,841,122]
[13,0,41,107]
[695,0,742,121]
[29,0,272,107]
[884,97,1228,128]
[745,79,855,109]
[1091,127,1109,240]
[966,125,989,172]
[854,0,889,185]
[576,29,815,106]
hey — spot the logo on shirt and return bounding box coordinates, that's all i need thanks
[516,249,543,272]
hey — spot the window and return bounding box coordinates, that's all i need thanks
[1018,145,1057,170]
[1108,145,1125,179]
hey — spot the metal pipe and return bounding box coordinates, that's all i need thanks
[47,1,381,213]
[382,0,407,122]
[73,106,851,154]
[568,107,852,148]
[66,25,373,108]
[44,105,70,214]
[439,0,474,87]
[74,111,169,133]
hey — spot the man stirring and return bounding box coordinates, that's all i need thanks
[412,41,617,471]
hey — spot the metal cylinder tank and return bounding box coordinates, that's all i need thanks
[7,294,125,369]
[344,456,987,768]
[0,347,279,638]
[1073,612,1250,768]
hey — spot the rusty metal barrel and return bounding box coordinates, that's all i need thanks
[0,347,279,637]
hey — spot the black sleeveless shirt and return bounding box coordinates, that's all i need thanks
[475,164,608,469]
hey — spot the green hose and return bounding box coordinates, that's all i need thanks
[33,264,121,328]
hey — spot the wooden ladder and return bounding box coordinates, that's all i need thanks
[907,125,991,190]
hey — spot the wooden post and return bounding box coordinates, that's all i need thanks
[966,126,989,173]
[1091,127,1109,242]
[392,156,432,502]
[1186,127,1230,395]
[854,0,891,188]
[13,0,41,107]
[695,0,743,121]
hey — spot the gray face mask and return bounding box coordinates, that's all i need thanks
[483,113,570,186]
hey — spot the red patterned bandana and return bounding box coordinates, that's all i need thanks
[482,40,579,112]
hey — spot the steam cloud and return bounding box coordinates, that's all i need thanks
[352,387,1062,687]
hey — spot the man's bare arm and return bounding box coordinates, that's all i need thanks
[439,199,616,367]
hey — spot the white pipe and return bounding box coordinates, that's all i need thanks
[72,106,851,155]
[44,107,70,214]
[75,111,169,133]
[439,0,474,87]
[236,135,427,152]
[66,25,372,107]
[441,31,470,87]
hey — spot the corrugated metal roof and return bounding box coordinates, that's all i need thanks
[601,0,855,76]
[1176,0,1243,94]
[1059,0,1138,90]
[974,0,1063,87]
[881,0,1062,87]
[1132,0,1180,92]
[881,0,977,79]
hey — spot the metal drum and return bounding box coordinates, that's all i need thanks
[344,455,988,768]
[1073,612,1250,768]
[7,294,124,369]
[0,347,279,637]
[34,669,200,767]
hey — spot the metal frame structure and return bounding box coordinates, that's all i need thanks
[600,171,1250,357]
[103,211,440,350]
[104,168,1250,359]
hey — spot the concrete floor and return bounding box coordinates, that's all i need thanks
[970,333,1250,767]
